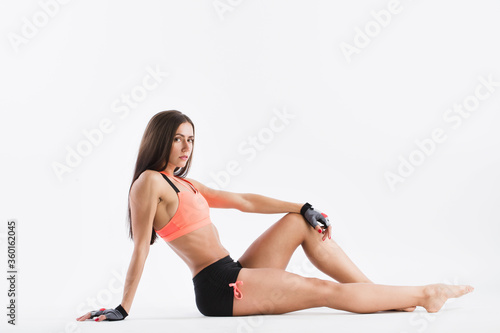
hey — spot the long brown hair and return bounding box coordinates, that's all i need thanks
[128,110,195,244]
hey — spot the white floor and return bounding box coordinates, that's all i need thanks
[4,291,498,333]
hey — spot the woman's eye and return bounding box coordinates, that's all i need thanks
[174,137,193,143]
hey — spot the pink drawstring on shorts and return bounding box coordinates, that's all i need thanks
[229,281,243,299]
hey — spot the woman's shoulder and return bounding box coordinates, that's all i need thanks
[131,170,164,193]
[183,177,215,196]
[183,176,202,188]
[136,169,164,182]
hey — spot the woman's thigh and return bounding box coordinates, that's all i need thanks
[238,213,315,270]
[232,267,334,316]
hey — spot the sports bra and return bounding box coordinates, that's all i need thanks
[154,171,212,242]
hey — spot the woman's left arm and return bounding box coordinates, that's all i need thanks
[186,178,302,214]
[187,177,331,238]
[240,192,303,214]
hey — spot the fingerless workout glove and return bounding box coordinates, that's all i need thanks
[300,202,330,230]
[90,304,128,321]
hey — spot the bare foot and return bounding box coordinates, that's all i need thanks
[422,284,474,313]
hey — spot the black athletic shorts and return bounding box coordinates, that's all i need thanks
[192,255,243,316]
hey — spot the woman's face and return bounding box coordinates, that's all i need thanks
[168,122,194,169]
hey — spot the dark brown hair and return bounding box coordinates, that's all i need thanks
[127,110,195,244]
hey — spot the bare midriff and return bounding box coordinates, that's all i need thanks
[163,223,230,277]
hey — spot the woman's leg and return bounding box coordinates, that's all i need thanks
[232,267,473,315]
[238,213,372,283]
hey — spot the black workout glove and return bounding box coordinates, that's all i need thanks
[300,202,330,231]
[89,304,128,321]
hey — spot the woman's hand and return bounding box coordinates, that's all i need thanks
[76,304,128,322]
[300,202,332,241]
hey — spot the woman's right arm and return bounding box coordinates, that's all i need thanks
[120,171,160,314]
[77,171,160,322]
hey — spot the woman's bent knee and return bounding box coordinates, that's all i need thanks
[282,212,303,222]
[282,212,309,230]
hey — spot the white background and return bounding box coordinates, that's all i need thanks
[1,1,499,332]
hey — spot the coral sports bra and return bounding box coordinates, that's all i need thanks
[154,171,212,242]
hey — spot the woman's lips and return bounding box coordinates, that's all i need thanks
[180,156,188,160]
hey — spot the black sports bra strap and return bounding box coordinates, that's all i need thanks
[161,173,179,193]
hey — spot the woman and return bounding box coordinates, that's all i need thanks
[76,110,473,322]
